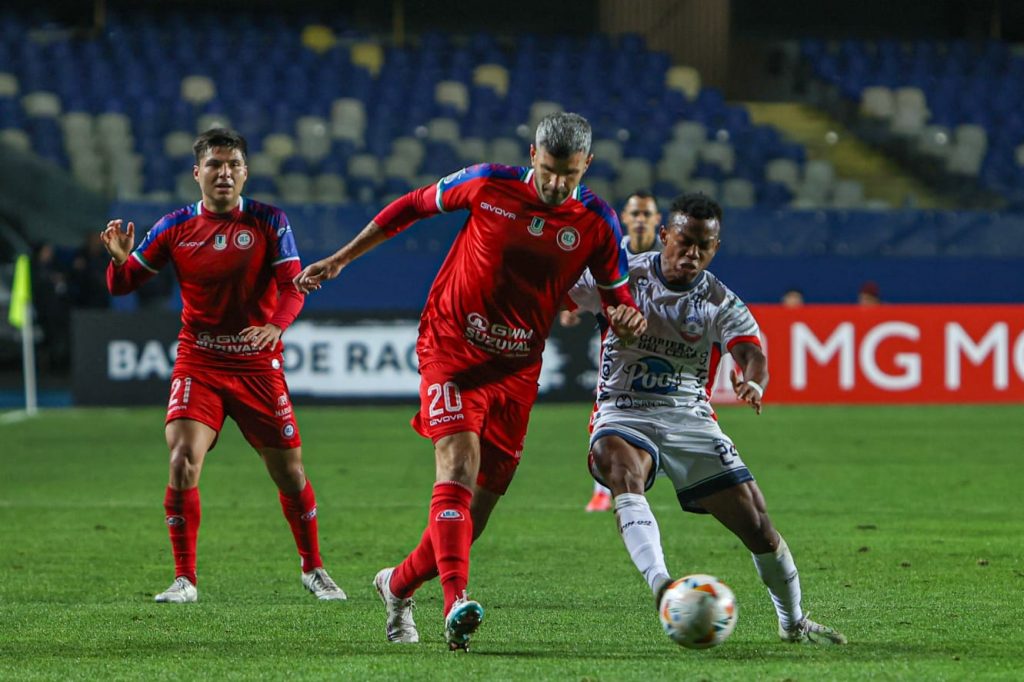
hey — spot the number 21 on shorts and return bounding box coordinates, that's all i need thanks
[169,377,193,408]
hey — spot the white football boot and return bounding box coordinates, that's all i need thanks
[302,567,348,600]
[779,615,847,644]
[373,567,419,643]
[444,593,484,651]
[154,576,197,603]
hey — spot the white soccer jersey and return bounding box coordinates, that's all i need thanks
[568,252,761,421]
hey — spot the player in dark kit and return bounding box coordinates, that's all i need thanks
[101,128,346,604]
[296,113,647,650]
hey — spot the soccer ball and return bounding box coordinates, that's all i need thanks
[658,574,738,649]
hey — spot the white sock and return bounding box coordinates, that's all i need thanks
[594,480,610,495]
[614,493,670,594]
[751,535,803,630]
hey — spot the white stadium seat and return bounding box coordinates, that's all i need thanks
[181,75,215,105]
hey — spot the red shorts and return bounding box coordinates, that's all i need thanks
[165,368,301,450]
[412,360,538,495]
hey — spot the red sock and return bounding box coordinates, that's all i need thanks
[164,486,200,585]
[428,481,474,614]
[279,480,323,573]
[390,526,439,598]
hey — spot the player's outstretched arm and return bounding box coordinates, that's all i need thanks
[100,219,134,265]
[294,221,387,294]
[729,342,769,415]
[605,305,647,343]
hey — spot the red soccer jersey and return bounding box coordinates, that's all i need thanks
[375,164,634,379]
[107,198,303,372]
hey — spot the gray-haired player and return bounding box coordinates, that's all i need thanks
[567,193,847,645]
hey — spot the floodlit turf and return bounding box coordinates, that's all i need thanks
[2,404,1021,680]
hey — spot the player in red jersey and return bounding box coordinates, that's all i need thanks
[100,128,346,604]
[296,113,647,650]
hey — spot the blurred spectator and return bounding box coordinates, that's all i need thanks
[31,241,72,370]
[781,288,804,307]
[858,281,881,306]
[70,232,111,309]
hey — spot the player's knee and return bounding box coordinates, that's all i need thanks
[168,443,202,477]
[592,445,647,493]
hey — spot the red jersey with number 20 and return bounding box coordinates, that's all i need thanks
[376,164,634,380]
[106,198,304,373]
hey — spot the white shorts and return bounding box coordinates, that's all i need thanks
[588,408,753,514]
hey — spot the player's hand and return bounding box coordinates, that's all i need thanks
[294,257,343,294]
[606,305,646,343]
[559,309,581,327]
[730,369,763,415]
[100,219,134,266]
[241,323,283,351]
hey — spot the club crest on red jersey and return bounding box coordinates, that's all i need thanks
[213,234,227,250]
[557,226,580,251]
[234,230,254,249]
[528,216,545,236]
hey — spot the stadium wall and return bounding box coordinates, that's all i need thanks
[71,305,1024,406]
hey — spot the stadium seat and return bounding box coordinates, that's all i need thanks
[665,65,701,100]
[263,133,297,160]
[658,140,699,181]
[946,143,984,176]
[473,64,510,96]
[803,159,835,189]
[954,124,988,155]
[859,86,895,119]
[247,152,279,178]
[296,115,331,162]
[890,86,929,136]
[671,120,707,147]
[685,177,718,200]
[96,112,132,146]
[529,100,563,129]
[916,126,952,159]
[583,178,613,202]
[22,91,61,118]
[0,127,31,152]
[456,137,488,164]
[163,131,194,159]
[721,178,755,208]
[61,112,94,147]
[175,171,199,201]
[426,117,461,144]
[591,139,624,167]
[196,113,231,133]
[350,42,384,76]
[181,75,216,105]
[391,136,426,168]
[489,137,525,166]
[615,158,654,199]
[382,155,419,181]
[0,71,19,96]
[830,179,865,208]
[278,172,313,203]
[699,141,735,173]
[312,173,347,204]
[765,158,800,190]
[330,98,366,144]
[348,153,382,183]
[435,81,470,114]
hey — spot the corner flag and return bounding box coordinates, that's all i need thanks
[8,254,31,329]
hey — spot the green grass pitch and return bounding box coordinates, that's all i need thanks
[2,403,1021,680]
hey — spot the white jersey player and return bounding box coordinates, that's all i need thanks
[567,193,847,645]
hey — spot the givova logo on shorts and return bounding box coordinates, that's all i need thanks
[623,357,683,394]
